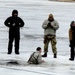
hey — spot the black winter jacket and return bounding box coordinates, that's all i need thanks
[4,16,24,38]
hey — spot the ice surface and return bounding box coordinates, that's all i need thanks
[0,0,75,75]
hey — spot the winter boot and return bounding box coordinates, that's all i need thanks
[54,54,57,58]
[15,52,19,54]
[15,51,19,54]
[7,52,12,54]
[69,58,74,61]
[42,52,47,57]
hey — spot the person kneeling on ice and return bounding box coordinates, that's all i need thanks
[27,47,44,64]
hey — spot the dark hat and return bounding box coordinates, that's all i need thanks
[12,10,18,16]
[36,47,41,51]
[70,21,75,30]
[70,21,74,25]
[49,14,54,18]
[70,21,75,27]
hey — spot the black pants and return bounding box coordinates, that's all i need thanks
[8,35,20,54]
[70,46,75,59]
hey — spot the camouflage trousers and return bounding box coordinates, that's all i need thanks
[43,35,57,54]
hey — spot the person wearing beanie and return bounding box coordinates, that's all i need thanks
[69,21,75,61]
[42,14,59,58]
[4,10,25,54]
[28,47,44,64]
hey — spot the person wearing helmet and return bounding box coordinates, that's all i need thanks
[4,10,25,54]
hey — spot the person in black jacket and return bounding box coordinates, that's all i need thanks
[4,10,24,54]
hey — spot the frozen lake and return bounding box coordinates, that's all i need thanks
[0,0,75,75]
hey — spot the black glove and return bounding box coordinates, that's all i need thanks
[47,22,51,26]
[47,22,51,28]
[47,22,53,28]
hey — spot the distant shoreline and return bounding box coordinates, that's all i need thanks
[49,0,75,2]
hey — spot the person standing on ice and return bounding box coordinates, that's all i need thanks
[42,14,59,58]
[4,10,24,54]
[69,21,75,61]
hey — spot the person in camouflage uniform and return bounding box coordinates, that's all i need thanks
[42,14,59,58]
[27,47,44,64]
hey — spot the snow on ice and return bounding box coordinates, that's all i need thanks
[0,0,75,75]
